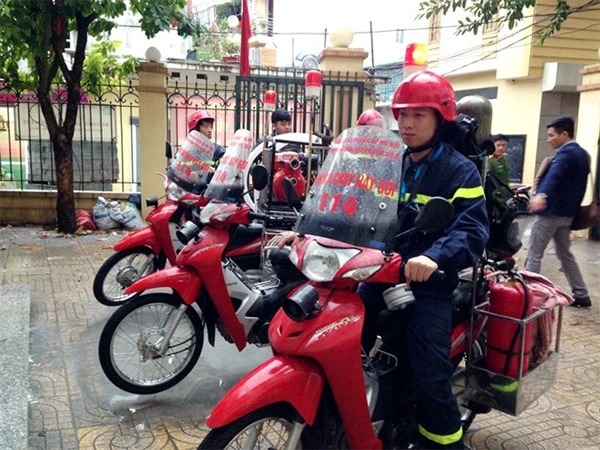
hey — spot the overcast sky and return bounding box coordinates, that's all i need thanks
[271,0,427,67]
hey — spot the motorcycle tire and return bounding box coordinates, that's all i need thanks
[98,293,204,394]
[451,337,486,432]
[198,403,313,450]
[93,247,165,306]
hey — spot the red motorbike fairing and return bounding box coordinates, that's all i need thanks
[178,227,248,350]
[206,355,325,428]
[113,201,180,262]
[114,225,161,254]
[123,266,201,305]
[267,286,382,450]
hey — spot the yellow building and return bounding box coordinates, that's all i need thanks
[426,0,600,190]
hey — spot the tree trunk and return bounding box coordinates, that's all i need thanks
[54,132,76,233]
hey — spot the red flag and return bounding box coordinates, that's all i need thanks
[240,0,252,76]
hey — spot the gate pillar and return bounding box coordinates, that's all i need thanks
[137,61,168,215]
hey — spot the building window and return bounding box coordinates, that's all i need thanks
[482,15,499,34]
[429,13,441,44]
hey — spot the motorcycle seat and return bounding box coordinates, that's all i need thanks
[228,223,263,249]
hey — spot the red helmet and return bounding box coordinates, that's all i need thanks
[391,70,457,122]
[356,109,385,128]
[188,109,215,132]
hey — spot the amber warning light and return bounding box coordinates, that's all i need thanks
[404,43,428,76]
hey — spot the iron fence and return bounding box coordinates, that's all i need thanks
[0,81,139,192]
[167,67,365,153]
[1,68,366,193]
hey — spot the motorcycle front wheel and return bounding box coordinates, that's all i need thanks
[93,247,165,306]
[98,293,204,394]
[199,404,311,450]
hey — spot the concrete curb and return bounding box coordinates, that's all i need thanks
[0,284,30,450]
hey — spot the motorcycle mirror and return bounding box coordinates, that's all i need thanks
[283,177,303,210]
[250,165,268,191]
[414,197,454,234]
[165,141,172,159]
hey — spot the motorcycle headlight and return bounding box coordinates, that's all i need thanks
[301,241,359,282]
[166,181,189,201]
[199,201,230,225]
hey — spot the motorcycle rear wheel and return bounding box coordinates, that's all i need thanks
[199,404,311,450]
[93,247,165,306]
[98,293,204,394]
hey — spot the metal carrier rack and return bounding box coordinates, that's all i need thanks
[464,300,563,416]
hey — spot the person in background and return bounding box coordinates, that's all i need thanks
[489,133,511,186]
[257,108,294,147]
[260,108,292,141]
[187,109,225,167]
[525,115,591,308]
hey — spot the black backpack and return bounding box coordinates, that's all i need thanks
[440,113,493,174]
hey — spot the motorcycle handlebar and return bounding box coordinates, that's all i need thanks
[399,261,446,283]
[248,212,270,222]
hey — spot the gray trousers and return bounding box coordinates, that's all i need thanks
[524,215,589,299]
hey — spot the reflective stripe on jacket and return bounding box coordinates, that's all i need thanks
[397,143,489,274]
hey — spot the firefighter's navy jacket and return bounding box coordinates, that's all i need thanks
[397,142,489,276]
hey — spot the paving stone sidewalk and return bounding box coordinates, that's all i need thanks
[0,225,598,450]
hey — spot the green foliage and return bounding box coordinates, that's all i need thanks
[82,40,139,95]
[0,0,191,89]
[216,0,241,20]
[0,0,197,232]
[417,0,580,43]
[194,18,240,62]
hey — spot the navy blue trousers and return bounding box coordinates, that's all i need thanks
[358,282,463,447]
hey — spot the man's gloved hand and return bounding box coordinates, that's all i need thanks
[315,123,333,146]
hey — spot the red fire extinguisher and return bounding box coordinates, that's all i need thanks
[486,276,533,378]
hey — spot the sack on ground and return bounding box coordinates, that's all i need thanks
[570,200,600,231]
[76,210,97,231]
[109,201,146,230]
[92,197,121,230]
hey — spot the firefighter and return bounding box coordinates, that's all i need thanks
[359,70,489,449]
[187,109,225,167]
[356,108,386,128]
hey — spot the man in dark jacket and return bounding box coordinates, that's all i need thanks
[360,71,489,449]
[525,115,591,307]
[277,72,488,449]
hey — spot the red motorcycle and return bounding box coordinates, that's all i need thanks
[199,127,562,449]
[98,130,304,394]
[93,133,216,306]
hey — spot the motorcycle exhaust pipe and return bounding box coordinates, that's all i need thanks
[176,220,201,245]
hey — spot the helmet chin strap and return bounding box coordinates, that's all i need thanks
[405,134,441,154]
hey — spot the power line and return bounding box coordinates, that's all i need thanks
[440,11,600,76]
